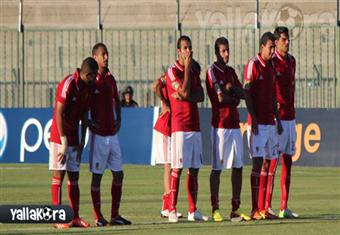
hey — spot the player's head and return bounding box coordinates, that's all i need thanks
[177,35,192,63]
[260,32,275,62]
[80,57,98,86]
[92,43,108,70]
[274,26,290,55]
[214,37,229,64]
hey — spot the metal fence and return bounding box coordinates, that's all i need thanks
[0,26,339,108]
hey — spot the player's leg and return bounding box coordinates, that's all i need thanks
[168,132,183,222]
[91,173,109,226]
[248,126,265,220]
[168,168,182,222]
[265,157,278,213]
[210,170,221,217]
[210,127,223,221]
[260,125,279,219]
[280,154,292,211]
[228,129,249,221]
[187,168,199,214]
[109,170,131,225]
[49,142,69,229]
[107,135,131,225]
[89,133,110,226]
[49,142,66,206]
[51,170,65,205]
[185,132,207,222]
[161,163,171,216]
[258,159,269,216]
[279,120,298,218]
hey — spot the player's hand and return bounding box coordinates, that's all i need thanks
[114,119,121,133]
[183,53,192,69]
[57,136,68,163]
[277,120,283,135]
[225,82,233,92]
[171,92,183,101]
[252,119,259,135]
[75,142,84,163]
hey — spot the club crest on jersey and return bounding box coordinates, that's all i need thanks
[259,75,264,80]
[94,89,100,94]
[276,72,281,77]
[172,82,179,90]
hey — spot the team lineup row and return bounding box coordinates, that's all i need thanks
[48,26,297,228]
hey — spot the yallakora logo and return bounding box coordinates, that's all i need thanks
[10,206,66,222]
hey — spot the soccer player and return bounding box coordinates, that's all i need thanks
[244,32,283,220]
[49,57,98,228]
[165,35,208,223]
[270,26,298,218]
[152,74,178,218]
[206,37,250,222]
[89,43,131,226]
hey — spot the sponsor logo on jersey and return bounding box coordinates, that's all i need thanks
[0,112,8,158]
[172,82,179,90]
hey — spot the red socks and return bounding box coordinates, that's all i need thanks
[91,186,101,219]
[258,169,268,212]
[111,181,122,219]
[162,193,170,211]
[186,171,198,213]
[51,176,62,205]
[281,154,292,210]
[265,158,278,209]
[67,179,80,218]
[168,169,180,212]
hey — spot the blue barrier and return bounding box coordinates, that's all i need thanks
[0,108,154,165]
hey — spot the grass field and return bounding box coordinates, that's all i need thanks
[0,164,339,234]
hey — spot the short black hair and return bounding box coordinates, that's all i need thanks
[214,37,229,54]
[92,43,107,56]
[274,26,289,40]
[177,35,191,49]
[80,57,98,74]
[260,32,275,47]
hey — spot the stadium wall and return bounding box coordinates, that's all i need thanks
[0,108,339,167]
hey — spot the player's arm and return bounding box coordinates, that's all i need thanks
[177,56,192,100]
[114,86,122,133]
[273,91,283,135]
[153,78,170,106]
[244,62,258,135]
[186,84,204,103]
[56,101,67,160]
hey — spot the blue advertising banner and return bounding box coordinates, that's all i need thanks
[0,108,339,166]
[0,108,154,165]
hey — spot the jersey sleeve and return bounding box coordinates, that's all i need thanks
[56,76,71,104]
[243,60,256,93]
[166,67,182,92]
[206,67,222,95]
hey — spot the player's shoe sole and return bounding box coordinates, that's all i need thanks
[110,215,132,225]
